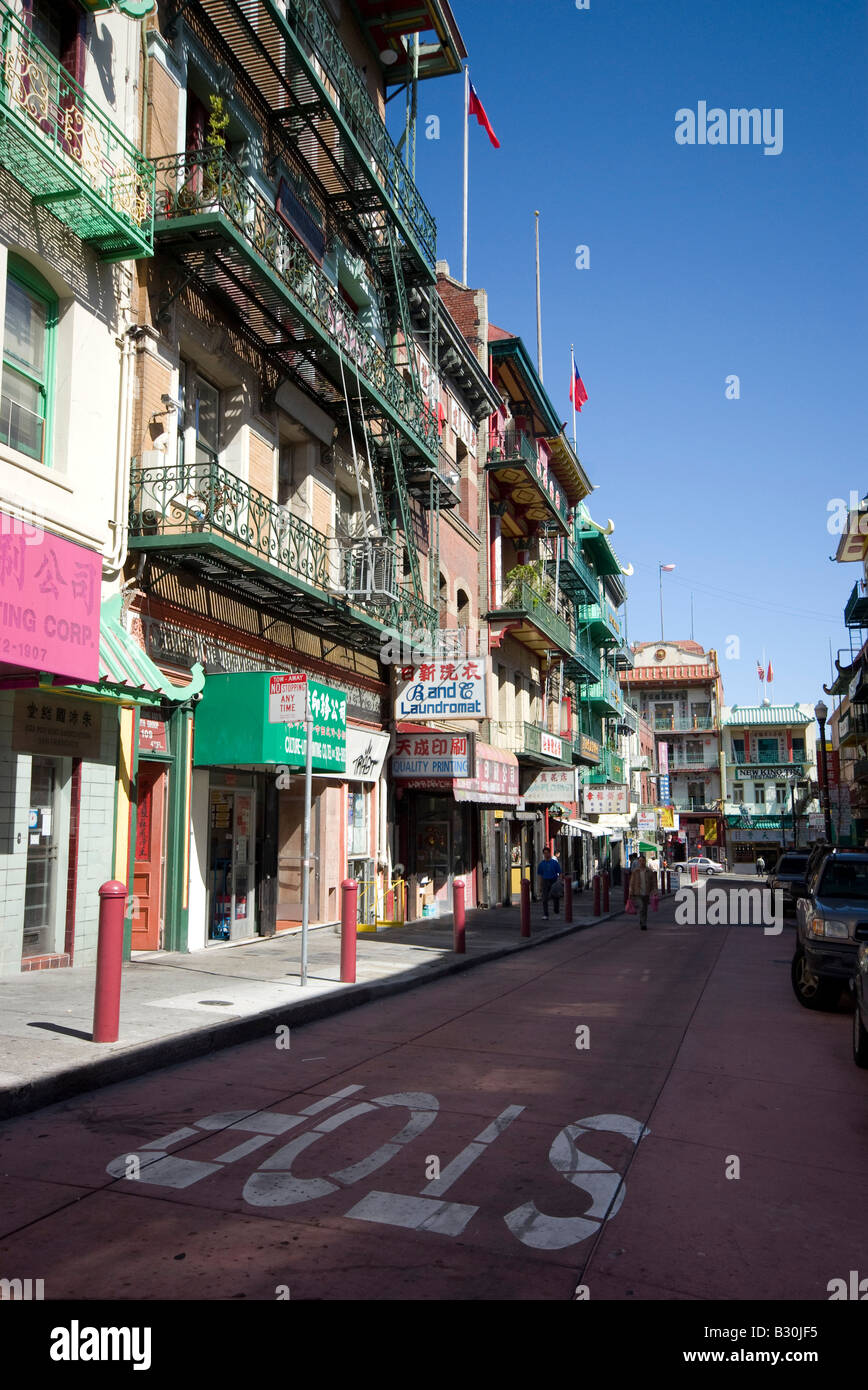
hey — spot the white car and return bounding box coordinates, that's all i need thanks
[675,857,725,876]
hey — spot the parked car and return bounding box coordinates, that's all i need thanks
[851,943,868,1067]
[766,850,811,914]
[792,852,868,1010]
[674,857,725,876]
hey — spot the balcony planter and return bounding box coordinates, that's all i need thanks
[504,561,552,605]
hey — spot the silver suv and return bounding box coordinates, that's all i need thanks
[792,852,868,1010]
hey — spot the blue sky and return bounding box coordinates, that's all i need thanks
[389,0,868,707]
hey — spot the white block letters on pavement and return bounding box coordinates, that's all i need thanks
[106,1084,649,1251]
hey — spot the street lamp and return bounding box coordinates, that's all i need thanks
[814,700,833,843]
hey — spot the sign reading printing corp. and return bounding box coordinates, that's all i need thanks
[395,659,487,720]
[0,513,101,682]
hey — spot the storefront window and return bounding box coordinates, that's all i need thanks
[23,756,62,956]
[348,785,368,856]
[208,785,255,941]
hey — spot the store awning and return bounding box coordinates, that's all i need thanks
[556,818,608,837]
[26,596,204,705]
[639,839,658,854]
[453,741,521,806]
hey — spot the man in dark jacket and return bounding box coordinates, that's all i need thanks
[629,854,655,931]
[537,846,562,919]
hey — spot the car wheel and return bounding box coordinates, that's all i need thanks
[790,950,841,1010]
[854,1001,868,1068]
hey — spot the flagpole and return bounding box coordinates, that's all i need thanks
[462,66,469,284]
[659,563,664,642]
[534,210,543,381]
[570,343,576,448]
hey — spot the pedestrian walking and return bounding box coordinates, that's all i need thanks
[629,853,655,931]
[756,854,765,877]
[537,846,563,919]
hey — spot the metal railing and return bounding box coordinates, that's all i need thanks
[494,579,573,654]
[128,457,436,631]
[838,709,868,742]
[587,747,625,783]
[276,0,436,268]
[479,720,571,763]
[357,877,406,931]
[654,716,715,731]
[561,537,599,599]
[0,5,154,258]
[730,751,804,765]
[488,430,570,527]
[154,151,437,458]
[577,598,622,643]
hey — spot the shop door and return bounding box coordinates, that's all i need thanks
[132,763,166,951]
[209,788,256,941]
[23,756,63,959]
[416,819,450,910]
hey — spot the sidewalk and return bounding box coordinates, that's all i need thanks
[0,894,624,1120]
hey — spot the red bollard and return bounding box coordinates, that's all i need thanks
[453,877,466,954]
[92,880,127,1043]
[602,871,610,913]
[520,878,531,937]
[690,864,698,884]
[564,876,573,923]
[593,873,601,915]
[340,879,357,983]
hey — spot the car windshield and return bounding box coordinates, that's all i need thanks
[818,862,868,900]
[776,856,808,875]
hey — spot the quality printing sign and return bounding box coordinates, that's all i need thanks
[395,659,487,720]
[524,768,579,803]
[392,731,473,779]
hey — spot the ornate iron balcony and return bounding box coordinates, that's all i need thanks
[0,6,154,260]
[190,0,436,273]
[129,457,435,641]
[154,151,438,460]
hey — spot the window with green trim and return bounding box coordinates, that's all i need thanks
[0,261,57,464]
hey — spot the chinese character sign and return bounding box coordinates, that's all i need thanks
[1,513,100,681]
[392,732,471,779]
[395,659,488,720]
[581,784,628,815]
[524,768,579,803]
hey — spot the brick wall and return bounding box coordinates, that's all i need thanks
[131,350,173,459]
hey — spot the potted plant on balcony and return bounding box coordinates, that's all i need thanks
[503,558,552,606]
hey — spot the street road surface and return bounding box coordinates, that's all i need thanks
[1,896,866,1301]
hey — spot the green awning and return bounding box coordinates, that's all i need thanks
[639,840,658,853]
[49,595,204,705]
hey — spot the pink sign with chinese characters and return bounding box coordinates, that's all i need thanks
[0,514,101,681]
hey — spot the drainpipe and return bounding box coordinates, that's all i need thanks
[104,320,135,577]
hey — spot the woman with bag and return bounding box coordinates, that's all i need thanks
[628,854,655,931]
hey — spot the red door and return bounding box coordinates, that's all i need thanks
[132,763,166,951]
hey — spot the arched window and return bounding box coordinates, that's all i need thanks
[456,587,470,627]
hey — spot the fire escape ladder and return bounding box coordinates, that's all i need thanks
[386,427,424,606]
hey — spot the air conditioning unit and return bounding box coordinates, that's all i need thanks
[344,539,398,603]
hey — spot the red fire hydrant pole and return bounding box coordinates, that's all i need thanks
[593,873,601,915]
[602,871,610,913]
[520,878,531,937]
[453,877,466,954]
[564,875,573,923]
[92,881,127,1044]
[340,879,357,983]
